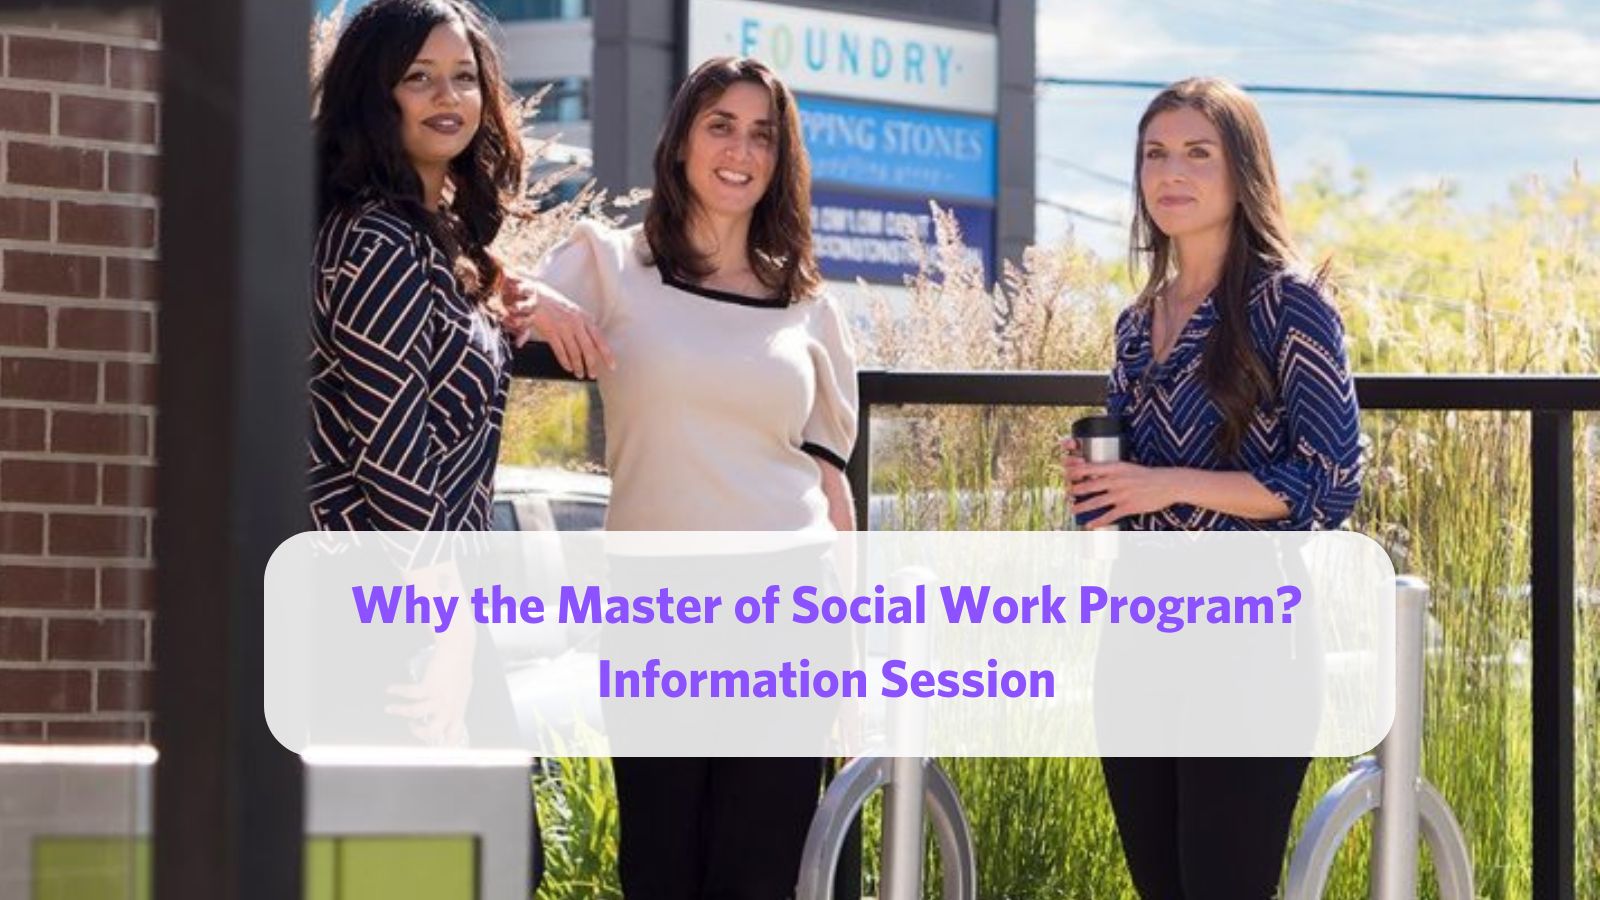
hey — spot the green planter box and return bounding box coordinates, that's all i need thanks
[33,836,477,900]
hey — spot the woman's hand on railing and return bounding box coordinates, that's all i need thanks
[501,273,615,380]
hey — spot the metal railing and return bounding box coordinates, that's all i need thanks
[514,347,1599,898]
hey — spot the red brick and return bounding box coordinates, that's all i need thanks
[0,669,91,714]
[48,616,144,661]
[0,512,44,554]
[55,306,154,351]
[102,361,155,405]
[0,720,45,740]
[108,46,159,91]
[58,95,157,144]
[101,463,156,506]
[1,357,99,403]
[0,197,50,241]
[108,151,158,195]
[100,566,154,610]
[2,251,102,298]
[95,668,149,712]
[0,304,49,347]
[6,37,106,86]
[0,617,44,661]
[7,142,104,191]
[104,257,158,301]
[57,204,156,250]
[49,512,146,557]
[0,459,98,504]
[0,565,97,609]
[0,88,52,135]
[52,410,149,456]
[0,407,46,450]
[48,718,146,741]
[5,141,101,190]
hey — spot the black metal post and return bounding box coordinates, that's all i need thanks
[848,395,872,530]
[1531,410,1575,900]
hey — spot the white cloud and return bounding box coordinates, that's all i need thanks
[1358,28,1600,92]
[1529,0,1567,24]
[1035,0,1240,75]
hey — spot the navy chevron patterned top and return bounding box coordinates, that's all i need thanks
[307,200,510,531]
[1106,269,1362,531]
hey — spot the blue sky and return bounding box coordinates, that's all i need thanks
[313,0,1600,259]
[1034,0,1600,256]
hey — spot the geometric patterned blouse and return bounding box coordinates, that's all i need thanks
[307,200,510,531]
[1106,269,1363,531]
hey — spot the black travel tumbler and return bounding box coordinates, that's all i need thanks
[1070,414,1125,529]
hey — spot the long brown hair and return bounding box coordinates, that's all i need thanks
[1130,77,1319,457]
[644,56,820,302]
[314,0,525,306]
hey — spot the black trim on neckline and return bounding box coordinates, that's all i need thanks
[801,442,849,472]
[658,268,789,309]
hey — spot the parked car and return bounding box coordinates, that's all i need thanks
[491,465,610,532]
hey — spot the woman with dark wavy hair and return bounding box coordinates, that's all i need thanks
[307,0,529,749]
[1062,77,1362,898]
[514,55,857,898]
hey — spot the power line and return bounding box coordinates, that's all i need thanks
[1035,196,1124,228]
[1036,76,1600,106]
[1037,154,1133,189]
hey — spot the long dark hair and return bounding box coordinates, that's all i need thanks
[644,56,820,303]
[314,0,525,305]
[1130,77,1323,458]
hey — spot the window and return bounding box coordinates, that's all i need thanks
[512,78,590,124]
[474,0,589,22]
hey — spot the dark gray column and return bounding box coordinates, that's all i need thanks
[996,0,1036,268]
[154,0,310,896]
[590,0,680,462]
[592,0,678,200]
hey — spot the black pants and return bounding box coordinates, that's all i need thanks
[612,756,823,900]
[1101,756,1309,900]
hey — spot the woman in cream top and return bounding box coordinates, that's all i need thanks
[512,56,857,899]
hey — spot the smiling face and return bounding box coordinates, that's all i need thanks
[680,80,778,224]
[392,19,483,178]
[1138,105,1237,241]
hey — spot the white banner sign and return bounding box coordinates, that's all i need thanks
[686,0,998,115]
[265,530,1396,757]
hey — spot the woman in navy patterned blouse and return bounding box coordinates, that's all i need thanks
[306,0,531,753]
[309,0,526,534]
[1062,78,1362,897]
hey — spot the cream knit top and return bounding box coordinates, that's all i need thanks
[535,221,859,531]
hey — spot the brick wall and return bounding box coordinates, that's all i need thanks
[0,7,159,744]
